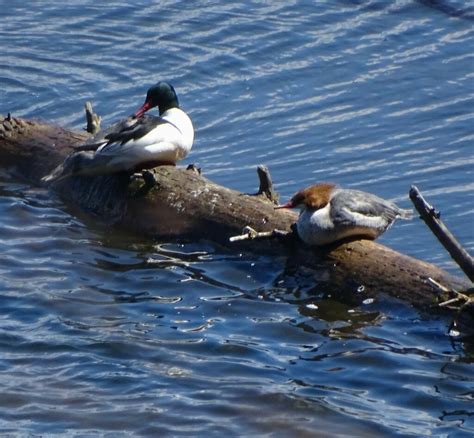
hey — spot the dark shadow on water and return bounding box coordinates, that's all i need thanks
[86,234,397,341]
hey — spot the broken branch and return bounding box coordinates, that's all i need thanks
[410,185,474,283]
[84,101,101,135]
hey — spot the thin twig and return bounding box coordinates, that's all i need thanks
[229,226,289,242]
[410,185,474,283]
[428,276,474,309]
[438,296,464,308]
[427,277,451,293]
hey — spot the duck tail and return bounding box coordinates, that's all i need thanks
[41,163,68,182]
[41,151,95,183]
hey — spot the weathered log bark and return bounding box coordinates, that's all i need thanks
[0,115,471,321]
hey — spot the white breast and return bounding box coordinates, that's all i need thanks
[296,204,335,245]
[127,108,194,161]
[161,107,194,156]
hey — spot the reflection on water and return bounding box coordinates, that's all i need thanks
[1,0,474,436]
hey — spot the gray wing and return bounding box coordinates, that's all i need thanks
[73,116,137,152]
[73,115,166,152]
[100,115,167,150]
[330,189,403,230]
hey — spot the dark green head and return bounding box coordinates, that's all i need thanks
[135,81,179,117]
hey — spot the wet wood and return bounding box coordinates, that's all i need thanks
[0,115,471,323]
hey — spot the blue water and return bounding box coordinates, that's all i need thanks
[1,1,474,436]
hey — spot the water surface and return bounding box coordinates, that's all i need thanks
[1,1,473,436]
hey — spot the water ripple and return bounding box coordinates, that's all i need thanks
[1,1,474,436]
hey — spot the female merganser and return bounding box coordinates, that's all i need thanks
[276,183,412,246]
[42,81,194,181]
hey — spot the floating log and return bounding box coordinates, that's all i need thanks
[0,115,471,323]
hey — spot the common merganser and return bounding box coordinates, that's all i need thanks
[275,183,412,246]
[42,81,194,182]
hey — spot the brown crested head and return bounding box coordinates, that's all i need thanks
[275,183,337,210]
[291,183,337,210]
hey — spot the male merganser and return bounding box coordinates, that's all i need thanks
[275,183,412,246]
[42,81,194,181]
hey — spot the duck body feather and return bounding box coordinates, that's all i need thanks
[296,188,412,246]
